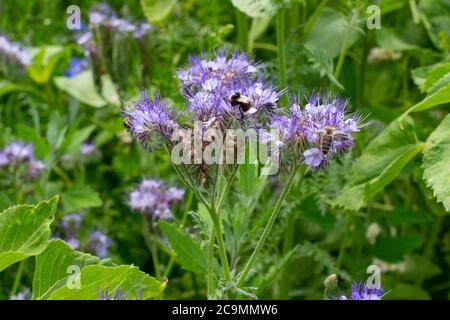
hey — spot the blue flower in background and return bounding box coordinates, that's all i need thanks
[64,57,89,77]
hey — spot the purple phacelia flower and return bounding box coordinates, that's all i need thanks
[1,141,34,164]
[333,283,384,300]
[26,159,46,179]
[301,93,361,171]
[9,288,31,300]
[0,35,31,67]
[129,178,184,220]
[134,22,154,39]
[64,57,89,77]
[87,229,111,258]
[80,141,96,155]
[0,141,46,179]
[122,91,180,148]
[177,49,259,96]
[59,213,83,249]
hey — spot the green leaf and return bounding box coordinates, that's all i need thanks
[384,208,431,226]
[140,0,176,24]
[0,196,59,272]
[32,240,103,300]
[231,0,277,18]
[47,265,166,300]
[422,114,450,211]
[403,254,441,282]
[407,83,450,113]
[423,62,450,93]
[0,81,42,99]
[158,221,208,273]
[332,116,424,210]
[305,7,361,58]
[54,70,106,108]
[373,235,424,262]
[59,125,95,155]
[62,185,102,213]
[387,283,431,300]
[375,28,419,51]
[28,46,68,84]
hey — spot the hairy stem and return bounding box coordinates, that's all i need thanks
[11,260,25,296]
[209,205,232,282]
[276,7,287,94]
[207,227,215,298]
[237,166,299,287]
[334,8,359,82]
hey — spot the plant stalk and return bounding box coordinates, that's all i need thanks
[237,166,299,287]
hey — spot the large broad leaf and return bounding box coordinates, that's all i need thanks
[140,0,176,24]
[407,83,450,113]
[54,70,106,108]
[332,116,423,210]
[46,265,166,300]
[62,185,102,213]
[33,240,104,300]
[422,114,450,211]
[159,221,208,273]
[0,196,59,272]
[373,235,424,262]
[375,28,419,51]
[305,7,361,58]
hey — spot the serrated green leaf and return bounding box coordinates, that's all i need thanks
[407,83,450,113]
[62,185,102,213]
[159,220,208,273]
[54,70,106,107]
[423,62,450,93]
[0,196,59,272]
[33,240,104,300]
[47,265,166,300]
[422,114,450,211]
[332,116,423,210]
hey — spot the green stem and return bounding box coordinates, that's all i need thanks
[409,0,420,24]
[11,260,25,295]
[302,0,328,40]
[335,215,352,269]
[334,8,359,82]
[276,7,287,93]
[237,166,299,287]
[207,227,215,298]
[209,205,232,282]
[142,217,161,279]
[235,9,248,51]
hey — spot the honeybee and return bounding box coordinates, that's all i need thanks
[228,92,257,116]
[317,126,350,155]
[123,117,133,132]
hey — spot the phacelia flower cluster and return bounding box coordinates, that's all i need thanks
[0,141,45,180]
[332,283,384,300]
[59,213,83,249]
[87,229,112,258]
[270,93,361,171]
[76,3,154,92]
[129,178,184,220]
[178,50,283,127]
[0,35,31,76]
[122,50,362,182]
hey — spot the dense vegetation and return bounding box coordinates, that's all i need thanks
[0,0,449,300]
